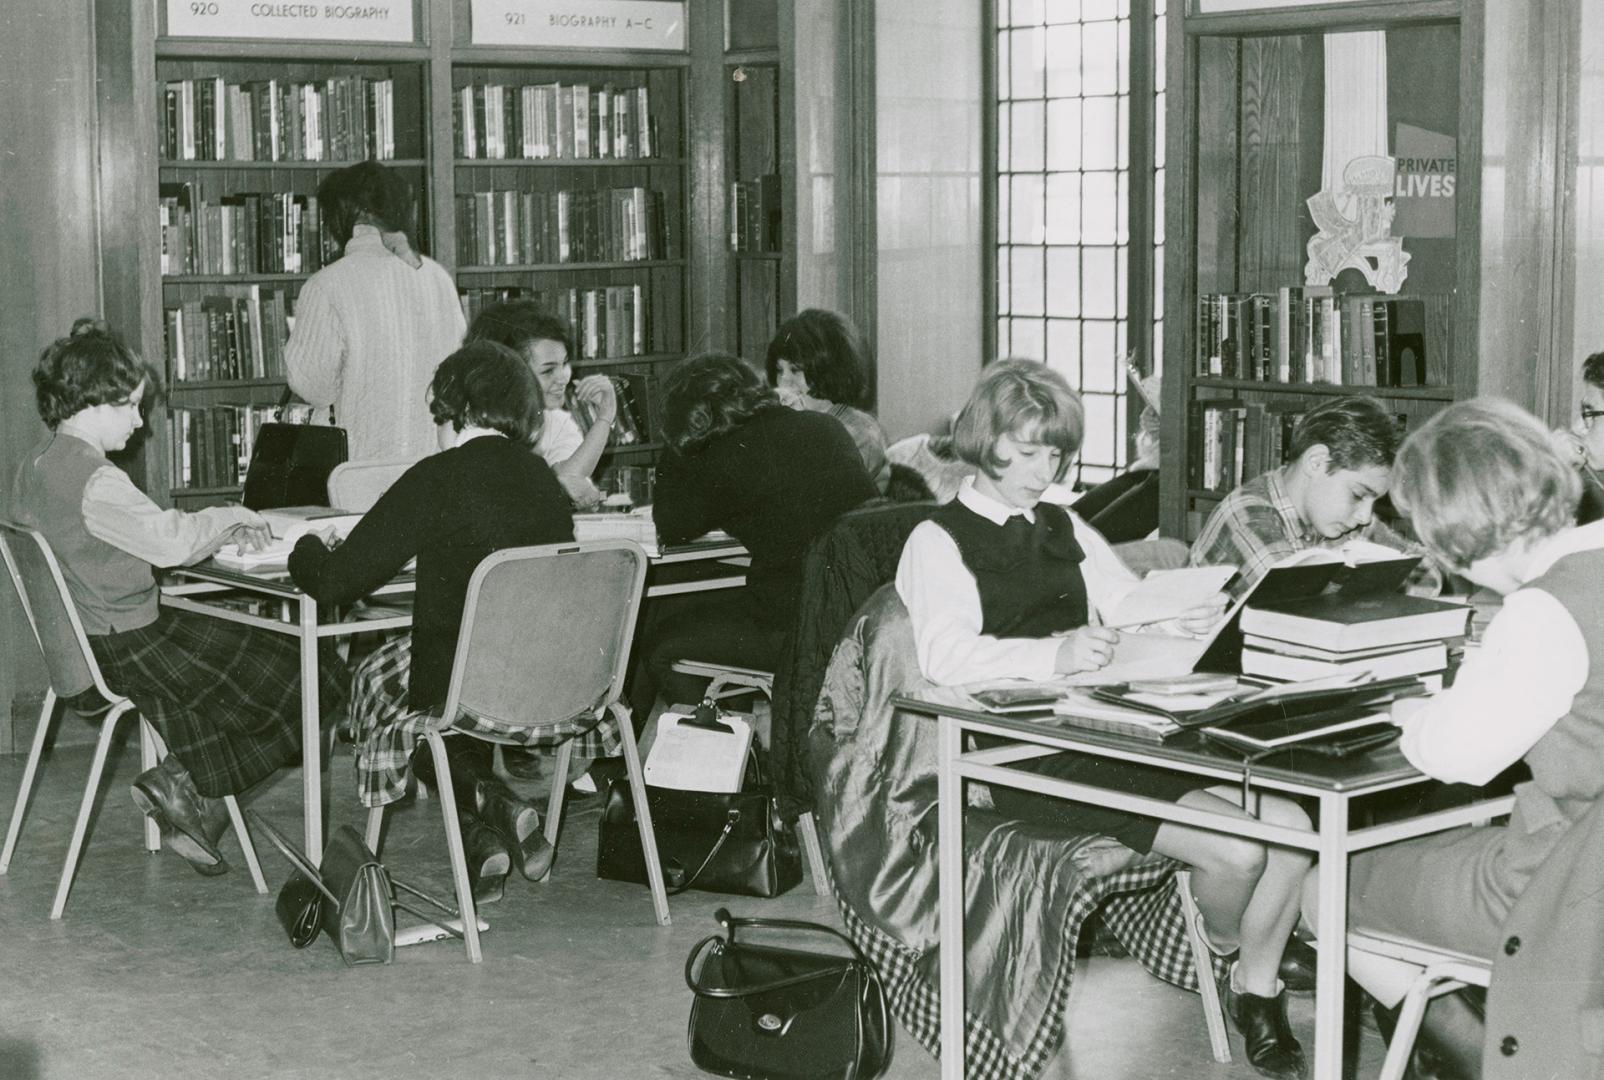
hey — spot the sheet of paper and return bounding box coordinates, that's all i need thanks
[1102,564,1236,629]
[642,711,752,793]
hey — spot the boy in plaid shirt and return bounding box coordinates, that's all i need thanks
[1189,395,1428,597]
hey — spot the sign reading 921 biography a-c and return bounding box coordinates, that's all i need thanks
[470,0,685,50]
[166,0,415,42]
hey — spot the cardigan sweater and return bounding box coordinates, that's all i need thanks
[288,435,573,709]
[652,405,877,626]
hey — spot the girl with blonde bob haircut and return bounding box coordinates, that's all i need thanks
[1310,398,1603,1078]
[895,358,1314,1080]
[950,358,1084,482]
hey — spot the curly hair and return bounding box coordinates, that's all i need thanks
[464,299,573,361]
[951,359,1083,481]
[764,308,869,406]
[317,161,417,249]
[660,353,778,455]
[32,318,154,430]
[1289,395,1401,472]
[1391,397,1581,571]
[1582,350,1604,392]
[427,341,544,443]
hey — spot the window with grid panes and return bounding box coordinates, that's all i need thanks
[992,0,1164,486]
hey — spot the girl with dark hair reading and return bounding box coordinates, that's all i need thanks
[765,308,890,492]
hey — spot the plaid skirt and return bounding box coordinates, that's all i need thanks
[90,607,348,798]
[351,634,623,808]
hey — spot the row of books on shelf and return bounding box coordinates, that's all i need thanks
[454,82,658,161]
[159,184,335,276]
[459,285,651,360]
[453,187,668,267]
[160,76,398,164]
[1195,290,1444,389]
[166,404,277,491]
[729,175,781,253]
[164,286,293,383]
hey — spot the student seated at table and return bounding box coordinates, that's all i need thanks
[628,352,879,720]
[7,318,346,876]
[895,358,1312,1080]
[1188,394,1429,597]
[1308,398,1604,1080]
[463,300,617,510]
[766,308,890,493]
[288,342,579,904]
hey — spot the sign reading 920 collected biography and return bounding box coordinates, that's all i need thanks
[166,0,415,42]
[470,0,685,50]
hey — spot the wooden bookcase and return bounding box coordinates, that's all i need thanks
[1158,0,1483,540]
[100,0,798,507]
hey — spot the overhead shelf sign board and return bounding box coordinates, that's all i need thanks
[166,0,415,42]
[471,0,686,50]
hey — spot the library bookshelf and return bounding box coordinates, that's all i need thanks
[1159,0,1483,540]
[96,0,798,508]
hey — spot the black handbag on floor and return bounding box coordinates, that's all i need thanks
[684,908,891,1080]
[596,776,803,898]
[241,392,348,511]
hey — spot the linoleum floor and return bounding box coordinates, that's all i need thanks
[0,742,1384,1079]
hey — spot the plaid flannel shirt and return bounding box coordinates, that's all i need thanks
[1187,466,1428,598]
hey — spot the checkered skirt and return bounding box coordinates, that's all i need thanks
[833,859,1228,1080]
[351,634,623,808]
[90,607,348,798]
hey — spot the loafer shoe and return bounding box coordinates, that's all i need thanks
[130,756,230,876]
[461,814,511,906]
[1278,935,1318,995]
[477,782,554,881]
[1222,972,1308,1080]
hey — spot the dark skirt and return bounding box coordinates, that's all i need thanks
[90,607,347,798]
[985,750,1206,854]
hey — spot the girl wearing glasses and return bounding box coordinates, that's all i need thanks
[1550,350,1604,523]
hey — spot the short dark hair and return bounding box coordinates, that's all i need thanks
[32,318,155,430]
[1288,395,1400,472]
[764,308,869,406]
[463,299,573,361]
[428,341,544,443]
[317,161,417,249]
[660,353,778,455]
[1582,350,1604,392]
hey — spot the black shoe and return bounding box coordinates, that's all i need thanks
[130,756,230,876]
[461,814,511,906]
[1371,989,1484,1080]
[1277,935,1318,995]
[1222,972,1308,1080]
[476,781,554,881]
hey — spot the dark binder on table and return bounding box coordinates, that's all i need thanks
[1092,673,1427,734]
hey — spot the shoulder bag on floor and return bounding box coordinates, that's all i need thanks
[684,908,891,1080]
[241,391,348,510]
[596,749,803,898]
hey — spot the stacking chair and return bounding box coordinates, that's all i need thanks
[1347,930,1491,1080]
[0,522,266,918]
[326,457,414,512]
[363,539,670,963]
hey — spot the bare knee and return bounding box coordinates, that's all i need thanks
[1192,835,1267,881]
[1254,793,1312,830]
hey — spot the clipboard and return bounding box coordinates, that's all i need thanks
[644,701,754,793]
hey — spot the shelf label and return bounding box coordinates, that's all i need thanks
[470,0,686,51]
[165,0,416,42]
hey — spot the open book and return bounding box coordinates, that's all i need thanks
[213,506,362,570]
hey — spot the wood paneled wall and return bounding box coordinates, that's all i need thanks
[0,3,103,750]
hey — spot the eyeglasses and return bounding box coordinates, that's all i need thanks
[1583,407,1604,430]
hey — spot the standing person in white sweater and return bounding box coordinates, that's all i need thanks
[285,161,466,462]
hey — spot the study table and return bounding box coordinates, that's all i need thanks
[159,536,749,862]
[899,690,1514,1080]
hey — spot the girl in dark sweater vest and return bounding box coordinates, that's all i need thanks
[895,360,1312,1080]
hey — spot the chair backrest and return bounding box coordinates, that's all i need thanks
[440,539,648,730]
[0,522,116,701]
[326,458,414,513]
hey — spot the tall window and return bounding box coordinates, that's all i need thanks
[991,0,1164,486]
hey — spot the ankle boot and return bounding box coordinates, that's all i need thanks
[1222,966,1308,1080]
[130,756,230,876]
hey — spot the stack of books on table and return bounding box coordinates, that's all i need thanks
[1238,590,1472,688]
